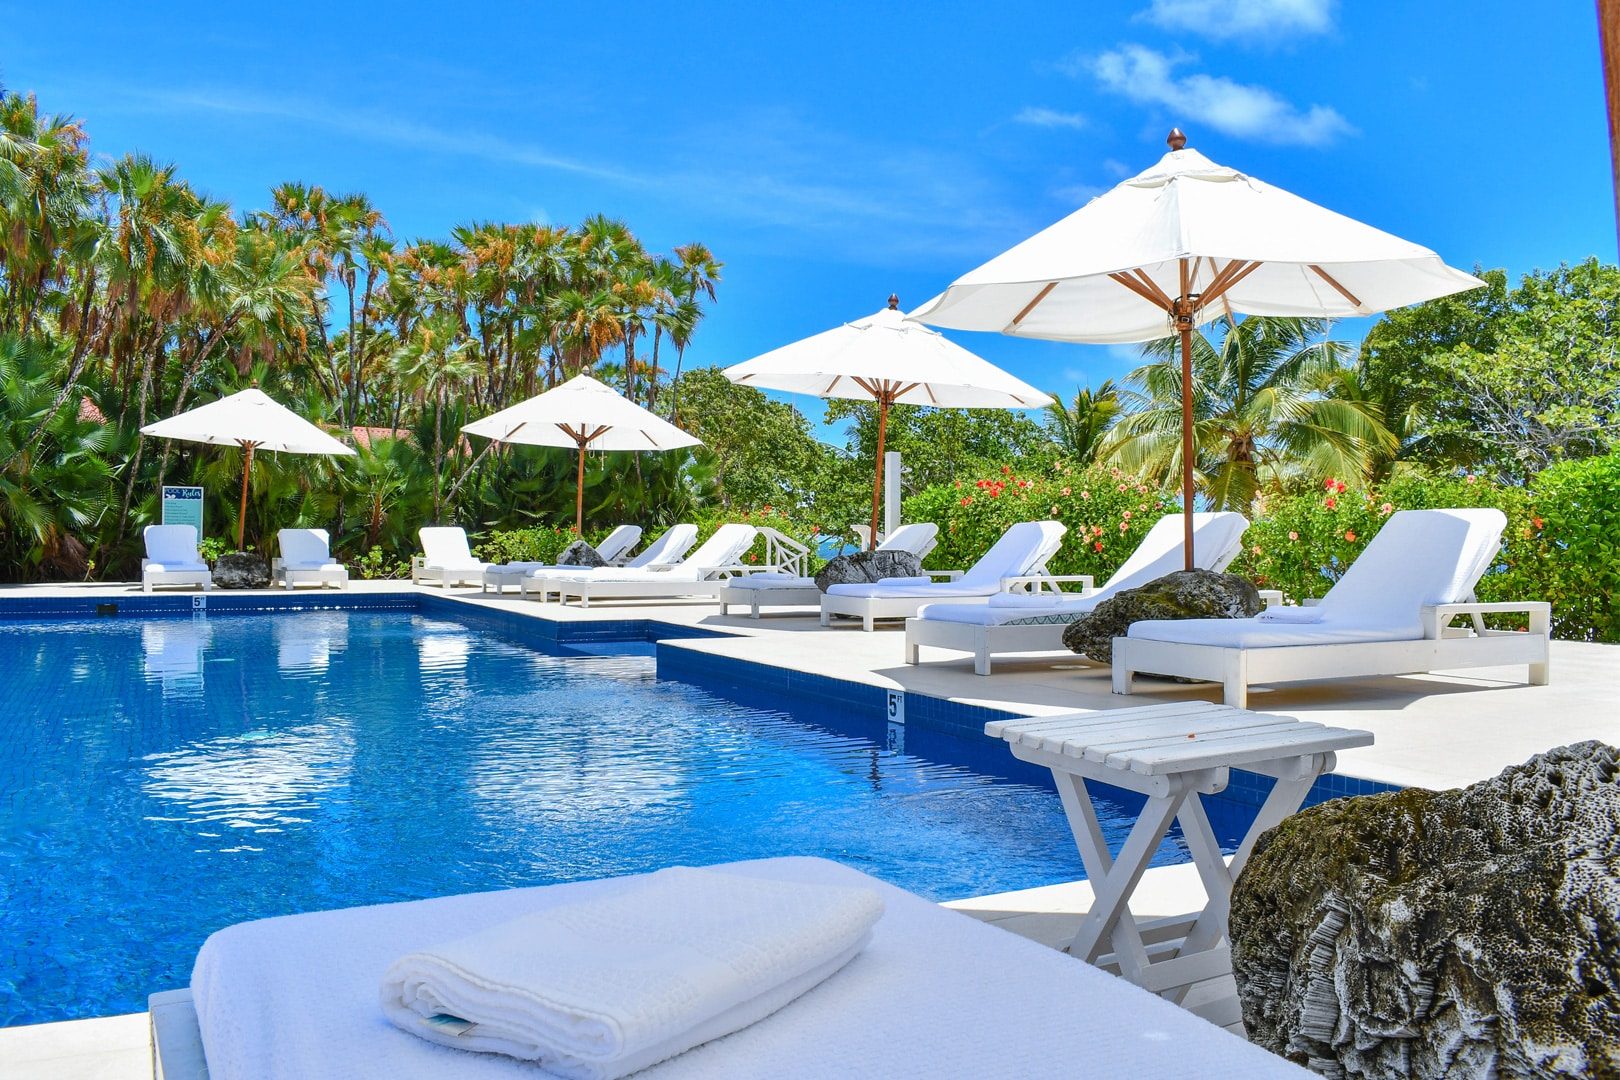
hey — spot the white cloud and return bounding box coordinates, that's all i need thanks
[1013,106,1088,130]
[1140,0,1336,40]
[1051,182,1107,204]
[1089,45,1354,146]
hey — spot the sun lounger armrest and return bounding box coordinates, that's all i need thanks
[925,569,965,581]
[1000,574,1094,595]
[1422,601,1551,638]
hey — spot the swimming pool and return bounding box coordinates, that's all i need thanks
[0,607,1193,1025]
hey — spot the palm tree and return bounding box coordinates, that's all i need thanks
[1046,380,1120,464]
[1106,316,1396,510]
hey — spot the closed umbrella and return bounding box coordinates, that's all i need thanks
[140,388,355,550]
[910,129,1484,569]
[462,374,701,533]
[725,296,1051,548]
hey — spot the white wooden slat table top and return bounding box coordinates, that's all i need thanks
[988,701,1372,777]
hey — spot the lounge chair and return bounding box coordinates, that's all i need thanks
[517,524,700,600]
[141,525,213,593]
[1113,508,1551,707]
[905,512,1249,674]
[546,523,760,607]
[716,522,940,618]
[819,520,1067,631]
[271,528,349,590]
[481,524,645,593]
[155,857,1305,1080]
[410,527,489,588]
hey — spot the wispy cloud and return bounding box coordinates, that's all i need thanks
[1088,45,1354,146]
[1013,106,1088,130]
[1139,0,1337,41]
[1051,182,1108,205]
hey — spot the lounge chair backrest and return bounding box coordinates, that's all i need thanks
[594,525,643,563]
[958,521,1068,589]
[1316,508,1507,633]
[145,524,200,563]
[878,522,940,560]
[278,528,332,566]
[419,527,475,566]
[1097,512,1249,595]
[685,523,760,570]
[626,524,698,568]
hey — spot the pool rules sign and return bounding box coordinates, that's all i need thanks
[161,486,204,535]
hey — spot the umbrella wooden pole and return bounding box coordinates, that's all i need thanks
[1178,323,1195,572]
[236,440,259,551]
[868,393,891,551]
[575,440,586,535]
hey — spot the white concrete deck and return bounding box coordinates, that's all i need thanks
[2,579,1614,1075]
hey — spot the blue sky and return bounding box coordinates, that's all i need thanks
[6,0,1615,418]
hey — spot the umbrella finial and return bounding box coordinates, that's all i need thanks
[1167,127,1187,151]
[887,293,900,310]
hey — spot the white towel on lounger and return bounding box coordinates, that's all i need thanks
[379,866,883,1080]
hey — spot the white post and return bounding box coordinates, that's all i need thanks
[883,451,902,538]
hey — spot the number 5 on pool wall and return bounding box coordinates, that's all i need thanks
[885,691,905,754]
[886,690,905,725]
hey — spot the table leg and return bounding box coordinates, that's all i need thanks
[1056,772,1187,975]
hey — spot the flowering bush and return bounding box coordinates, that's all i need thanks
[904,463,1178,580]
[1228,472,1533,607]
[475,526,585,565]
[1514,452,1620,642]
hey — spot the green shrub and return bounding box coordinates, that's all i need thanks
[903,463,1179,580]
[1519,452,1620,642]
[474,527,583,565]
[352,547,410,580]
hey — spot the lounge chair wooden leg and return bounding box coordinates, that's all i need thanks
[905,639,919,666]
[1222,650,1249,708]
[820,609,831,627]
[863,612,874,632]
[1111,641,1133,695]
[1530,656,1551,686]
[975,647,992,676]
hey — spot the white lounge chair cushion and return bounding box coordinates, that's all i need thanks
[144,561,210,574]
[189,856,1306,1080]
[145,524,203,566]
[594,524,644,563]
[726,574,815,590]
[419,527,486,569]
[915,596,1104,626]
[1127,509,1508,649]
[625,525,699,569]
[551,525,758,585]
[825,521,1064,599]
[282,561,346,572]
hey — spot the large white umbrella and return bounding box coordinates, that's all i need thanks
[725,296,1052,548]
[140,388,355,550]
[462,373,701,533]
[909,129,1484,569]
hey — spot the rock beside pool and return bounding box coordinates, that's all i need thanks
[213,551,270,589]
[814,550,923,591]
[1229,741,1620,1079]
[1060,569,1260,662]
[555,540,607,568]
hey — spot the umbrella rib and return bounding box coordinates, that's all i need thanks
[1007,282,1059,329]
[1108,272,1172,312]
[1203,260,1263,306]
[1308,264,1363,308]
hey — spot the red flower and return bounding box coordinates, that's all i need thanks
[960,496,972,506]
[1324,478,1337,492]
[1324,496,1337,509]
[1093,540,1104,552]
[1531,516,1544,530]
[1344,529,1357,542]
[1001,465,1012,475]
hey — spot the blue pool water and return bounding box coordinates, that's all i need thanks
[0,609,1196,1025]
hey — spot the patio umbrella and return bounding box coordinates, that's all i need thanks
[140,388,355,550]
[462,373,701,533]
[724,296,1051,548]
[909,129,1484,570]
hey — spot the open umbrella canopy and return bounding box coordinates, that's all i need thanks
[909,139,1484,345]
[908,130,1483,571]
[725,299,1051,409]
[140,388,356,456]
[726,297,1051,547]
[462,374,700,532]
[463,374,700,452]
[140,388,354,551]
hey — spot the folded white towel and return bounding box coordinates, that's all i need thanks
[1256,606,1326,623]
[379,866,883,1080]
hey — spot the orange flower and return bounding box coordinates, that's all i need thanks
[1344,529,1357,542]
[1531,516,1545,529]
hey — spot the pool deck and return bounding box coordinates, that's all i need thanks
[3,579,1615,1077]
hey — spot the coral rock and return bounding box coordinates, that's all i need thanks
[213,552,270,589]
[1061,569,1261,662]
[555,540,607,568]
[814,550,923,592]
[1230,741,1620,1078]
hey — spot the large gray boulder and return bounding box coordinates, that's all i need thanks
[1230,741,1620,1078]
[555,540,607,568]
[814,550,923,592]
[1061,569,1260,663]
[213,551,270,589]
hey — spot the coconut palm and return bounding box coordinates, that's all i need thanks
[1047,380,1120,465]
[1106,316,1396,510]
